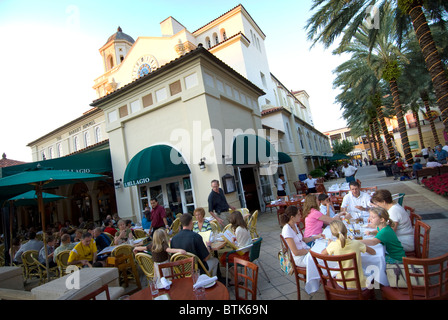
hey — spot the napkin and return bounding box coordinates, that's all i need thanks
[193,274,217,289]
[157,277,172,290]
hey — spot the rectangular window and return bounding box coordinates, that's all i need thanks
[119,105,128,118]
[155,88,167,102]
[130,100,141,113]
[142,93,153,108]
[203,73,214,88]
[260,72,267,88]
[108,110,118,123]
[169,80,182,96]
[184,73,198,90]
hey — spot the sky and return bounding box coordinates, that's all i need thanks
[0,0,348,162]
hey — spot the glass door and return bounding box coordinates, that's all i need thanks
[233,167,247,208]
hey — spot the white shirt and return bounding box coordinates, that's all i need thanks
[342,165,357,177]
[388,204,414,252]
[341,191,371,218]
[235,226,252,253]
[426,161,441,168]
[320,204,336,218]
[304,178,317,188]
[421,148,428,156]
[443,145,448,153]
[277,178,286,191]
[281,223,309,256]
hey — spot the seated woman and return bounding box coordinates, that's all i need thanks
[193,207,212,233]
[321,220,375,288]
[280,206,317,267]
[302,194,339,246]
[370,190,414,252]
[219,211,252,285]
[361,207,405,264]
[114,219,134,245]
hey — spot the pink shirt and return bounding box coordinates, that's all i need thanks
[304,208,324,238]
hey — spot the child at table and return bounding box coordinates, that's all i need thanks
[321,220,376,288]
[302,194,337,246]
[360,207,405,264]
[133,229,186,279]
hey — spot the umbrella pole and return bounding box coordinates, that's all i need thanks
[9,201,13,266]
[36,184,50,282]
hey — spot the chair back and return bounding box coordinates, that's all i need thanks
[210,220,221,233]
[55,250,71,277]
[234,257,259,300]
[135,253,155,280]
[111,244,133,258]
[247,210,259,238]
[171,252,211,277]
[170,218,181,236]
[360,186,377,195]
[415,220,431,259]
[80,284,111,300]
[403,253,448,300]
[249,237,262,262]
[133,229,147,239]
[22,250,39,280]
[157,257,194,280]
[279,234,306,300]
[404,206,422,228]
[103,232,114,243]
[310,250,373,300]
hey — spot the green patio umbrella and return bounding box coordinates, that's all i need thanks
[329,153,351,161]
[0,167,108,280]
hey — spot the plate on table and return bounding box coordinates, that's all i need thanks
[204,280,216,288]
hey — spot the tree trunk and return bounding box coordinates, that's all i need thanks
[423,97,440,145]
[389,79,413,164]
[376,104,396,162]
[413,110,424,149]
[409,5,448,132]
[368,123,377,159]
[373,118,386,160]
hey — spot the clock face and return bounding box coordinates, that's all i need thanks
[132,55,159,80]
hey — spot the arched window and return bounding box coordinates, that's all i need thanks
[48,147,54,159]
[57,143,63,158]
[95,127,102,143]
[213,32,219,45]
[205,36,211,48]
[220,28,227,41]
[298,128,304,149]
[107,55,114,70]
[84,132,90,147]
[74,136,80,152]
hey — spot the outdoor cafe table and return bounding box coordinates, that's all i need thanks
[303,219,389,294]
[128,276,230,300]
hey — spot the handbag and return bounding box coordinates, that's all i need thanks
[278,250,294,275]
[386,263,423,288]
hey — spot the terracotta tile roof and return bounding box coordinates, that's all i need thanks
[261,106,288,116]
[0,153,28,168]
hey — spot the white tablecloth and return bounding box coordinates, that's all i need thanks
[304,225,389,294]
[328,183,350,193]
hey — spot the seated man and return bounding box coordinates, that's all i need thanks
[170,213,219,277]
[68,232,102,268]
[13,231,44,264]
[340,181,372,219]
[53,234,75,263]
[38,235,57,268]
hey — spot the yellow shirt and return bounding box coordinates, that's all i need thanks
[326,239,367,289]
[68,240,97,267]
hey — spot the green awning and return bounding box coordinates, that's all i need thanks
[0,147,112,178]
[329,153,351,161]
[232,134,277,165]
[123,145,191,187]
[278,152,292,164]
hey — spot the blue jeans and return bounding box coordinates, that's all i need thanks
[345,175,356,183]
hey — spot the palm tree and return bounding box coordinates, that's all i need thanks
[306,0,448,133]
[336,11,414,164]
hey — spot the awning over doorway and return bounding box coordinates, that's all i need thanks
[123,145,191,187]
[278,152,292,164]
[0,147,112,178]
[232,134,277,165]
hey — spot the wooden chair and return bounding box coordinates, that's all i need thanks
[21,250,40,283]
[157,257,194,280]
[381,253,448,300]
[406,220,431,259]
[404,206,422,228]
[316,183,327,194]
[171,252,211,277]
[135,252,155,283]
[234,258,259,300]
[109,245,141,290]
[279,235,307,300]
[310,251,375,300]
[55,250,71,277]
[296,220,306,237]
[80,284,111,300]
[276,206,286,226]
[247,210,259,238]
[360,186,377,195]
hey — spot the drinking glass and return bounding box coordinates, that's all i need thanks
[150,277,159,297]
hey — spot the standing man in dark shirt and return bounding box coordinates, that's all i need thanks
[170,214,219,276]
[208,179,236,227]
[149,198,169,236]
